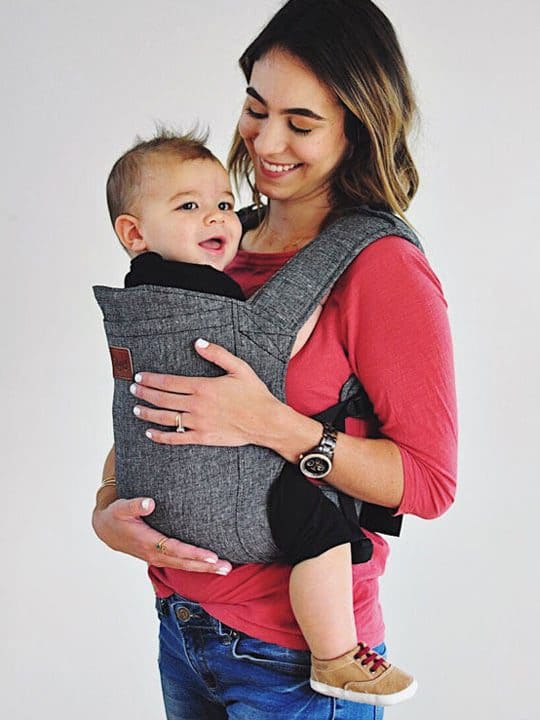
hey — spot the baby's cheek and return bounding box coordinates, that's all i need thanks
[232,216,243,243]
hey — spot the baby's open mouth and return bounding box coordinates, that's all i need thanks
[199,237,225,252]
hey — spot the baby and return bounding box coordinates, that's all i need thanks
[103,130,416,706]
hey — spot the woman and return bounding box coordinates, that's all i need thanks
[93,1,457,717]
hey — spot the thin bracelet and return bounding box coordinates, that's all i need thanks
[96,479,117,503]
[98,480,116,492]
[101,475,116,486]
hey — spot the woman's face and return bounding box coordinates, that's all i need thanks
[238,49,349,206]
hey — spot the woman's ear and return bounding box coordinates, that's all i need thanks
[114,214,148,255]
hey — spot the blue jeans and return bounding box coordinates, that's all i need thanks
[156,593,385,720]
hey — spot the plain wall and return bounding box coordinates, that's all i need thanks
[2,1,538,718]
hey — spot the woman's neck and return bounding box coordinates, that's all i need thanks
[241,197,332,254]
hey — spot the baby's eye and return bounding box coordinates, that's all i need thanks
[218,201,234,211]
[178,201,198,210]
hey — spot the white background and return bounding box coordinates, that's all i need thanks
[2,1,539,718]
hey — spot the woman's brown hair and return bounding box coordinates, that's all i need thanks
[228,0,419,222]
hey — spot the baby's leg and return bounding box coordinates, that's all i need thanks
[290,546,417,706]
[269,469,416,705]
[268,467,360,660]
[289,543,357,659]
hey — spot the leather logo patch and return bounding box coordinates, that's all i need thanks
[109,346,134,381]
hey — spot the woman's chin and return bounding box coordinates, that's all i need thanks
[254,177,300,203]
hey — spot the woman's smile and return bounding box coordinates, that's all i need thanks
[258,156,303,177]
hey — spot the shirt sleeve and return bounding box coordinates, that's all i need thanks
[339,236,458,519]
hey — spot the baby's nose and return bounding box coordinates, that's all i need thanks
[206,211,225,224]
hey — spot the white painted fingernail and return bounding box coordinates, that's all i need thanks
[146,430,153,439]
[216,567,230,575]
[133,406,141,416]
[134,373,143,382]
[195,338,209,348]
[205,557,218,564]
[141,498,151,510]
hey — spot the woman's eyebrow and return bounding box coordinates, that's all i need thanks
[246,86,325,121]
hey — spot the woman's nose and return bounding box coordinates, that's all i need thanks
[253,118,287,157]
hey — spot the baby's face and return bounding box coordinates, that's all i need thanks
[137,157,242,271]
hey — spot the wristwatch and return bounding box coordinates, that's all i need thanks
[298,423,338,479]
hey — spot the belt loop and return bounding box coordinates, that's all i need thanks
[158,597,170,617]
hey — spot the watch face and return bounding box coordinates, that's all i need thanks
[299,453,332,479]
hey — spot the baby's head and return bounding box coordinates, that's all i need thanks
[107,130,242,271]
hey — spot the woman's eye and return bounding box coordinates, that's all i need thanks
[289,122,312,135]
[246,106,267,120]
[218,201,234,211]
[178,201,198,210]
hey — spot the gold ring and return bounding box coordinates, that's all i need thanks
[176,413,185,433]
[156,537,170,553]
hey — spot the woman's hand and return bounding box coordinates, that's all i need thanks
[92,485,233,574]
[130,338,285,447]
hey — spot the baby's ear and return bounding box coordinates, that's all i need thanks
[114,214,147,255]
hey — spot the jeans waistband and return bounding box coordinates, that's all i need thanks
[156,593,238,637]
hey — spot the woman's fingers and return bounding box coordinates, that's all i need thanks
[133,405,191,429]
[130,383,195,412]
[132,371,198,394]
[132,339,275,447]
[144,428,205,445]
[149,537,233,574]
[114,496,155,519]
[152,555,233,573]
[193,338,250,375]
[93,497,232,575]
[133,340,251,397]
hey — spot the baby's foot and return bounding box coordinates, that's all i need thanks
[310,642,417,706]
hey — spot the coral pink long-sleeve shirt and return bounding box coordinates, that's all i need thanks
[149,235,458,650]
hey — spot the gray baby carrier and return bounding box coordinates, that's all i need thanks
[94,208,422,564]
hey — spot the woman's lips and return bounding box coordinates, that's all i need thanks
[258,157,302,178]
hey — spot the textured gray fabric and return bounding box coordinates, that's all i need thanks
[94,208,422,563]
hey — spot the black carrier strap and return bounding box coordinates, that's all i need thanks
[312,387,403,539]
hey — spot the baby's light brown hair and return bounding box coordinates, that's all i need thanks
[106,128,219,226]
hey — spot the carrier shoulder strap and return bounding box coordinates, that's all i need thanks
[240,206,421,537]
[245,206,423,331]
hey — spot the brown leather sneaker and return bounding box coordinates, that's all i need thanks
[310,642,418,706]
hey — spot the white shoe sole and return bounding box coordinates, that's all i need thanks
[310,678,418,706]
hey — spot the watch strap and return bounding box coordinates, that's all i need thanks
[317,423,337,458]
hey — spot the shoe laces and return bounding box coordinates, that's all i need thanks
[354,642,388,673]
